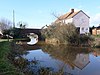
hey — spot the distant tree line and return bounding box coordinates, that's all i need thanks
[0,18,28,39]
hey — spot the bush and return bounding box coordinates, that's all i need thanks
[41,23,78,44]
[41,23,94,46]
[79,34,94,45]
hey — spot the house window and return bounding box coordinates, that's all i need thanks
[82,27,84,31]
[86,28,88,31]
[62,20,65,23]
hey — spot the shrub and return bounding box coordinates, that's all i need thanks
[41,23,94,46]
[41,23,78,44]
[79,35,94,44]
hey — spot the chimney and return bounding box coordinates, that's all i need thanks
[71,9,74,13]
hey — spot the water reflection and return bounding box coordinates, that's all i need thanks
[19,44,100,75]
[13,42,100,75]
[41,45,91,70]
[92,48,100,57]
[27,33,38,45]
[74,54,90,70]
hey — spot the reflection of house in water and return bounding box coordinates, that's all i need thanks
[41,45,91,70]
[74,54,90,70]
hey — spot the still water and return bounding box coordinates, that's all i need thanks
[19,44,100,75]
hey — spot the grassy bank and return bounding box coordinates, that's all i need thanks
[0,39,13,42]
[0,41,23,75]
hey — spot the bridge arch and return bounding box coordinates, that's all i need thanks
[16,28,42,40]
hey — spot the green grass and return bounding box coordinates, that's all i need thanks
[96,35,100,38]
[0,39,13,42]
[93,35,100,38]
[0,41,24,75]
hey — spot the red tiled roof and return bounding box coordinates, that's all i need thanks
[55,10,90,23]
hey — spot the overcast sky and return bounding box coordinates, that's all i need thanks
[0,0,100,28]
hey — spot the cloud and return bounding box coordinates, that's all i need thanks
[90,13,100,26]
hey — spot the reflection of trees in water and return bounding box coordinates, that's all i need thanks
[10,42,93,75]
[41,44,92,69]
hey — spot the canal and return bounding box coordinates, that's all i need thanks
[12,42,100,75]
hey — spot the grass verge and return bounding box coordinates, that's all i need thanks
[0,41,24,75]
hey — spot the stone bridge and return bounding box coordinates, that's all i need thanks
[16,28,43,40]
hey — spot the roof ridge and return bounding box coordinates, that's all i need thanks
[55,9,90,23]
[65,11,79,19]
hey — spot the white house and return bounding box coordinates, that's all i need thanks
[55,9,90,34]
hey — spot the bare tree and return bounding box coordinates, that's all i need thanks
[52,12,61,20]
[51,12,66,24]
[0,19,12,33]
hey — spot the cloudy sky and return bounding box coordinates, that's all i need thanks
[0,0,100,28]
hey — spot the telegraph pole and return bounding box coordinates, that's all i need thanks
[13,10,15,28]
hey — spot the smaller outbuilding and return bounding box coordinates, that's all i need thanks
[92,25,100,35]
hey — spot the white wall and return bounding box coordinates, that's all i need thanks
[73,11,89,34]
[65,18,73,24]
[58,11,90,34]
